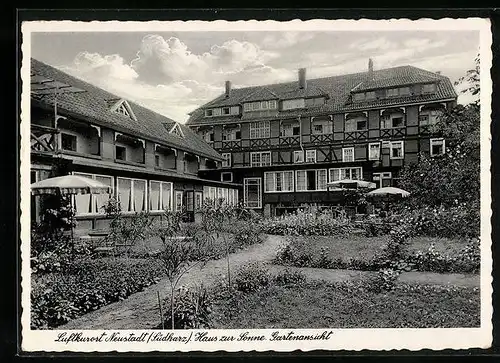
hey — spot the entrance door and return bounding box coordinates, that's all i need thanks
[184,191,195,222]
[243,178,262,209]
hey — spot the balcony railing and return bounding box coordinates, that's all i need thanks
[344,130,368,140]
[31,124,58,153]
[380,127,406,138]
[311,133,334,144]
[279,136,300,146]
[222,139,242,149]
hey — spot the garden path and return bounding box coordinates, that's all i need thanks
[62,235,480,330]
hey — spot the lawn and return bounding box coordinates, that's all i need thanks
[286,235,469,265]
[209,281,480,329]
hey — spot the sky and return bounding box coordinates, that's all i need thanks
[31,30,480,123]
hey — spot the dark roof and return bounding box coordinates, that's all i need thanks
[187,65,457,126]
[30,58,222,160]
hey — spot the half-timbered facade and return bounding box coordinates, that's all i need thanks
[187,60,457,217]
[30,59,240,233]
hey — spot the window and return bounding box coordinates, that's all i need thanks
[312,119,332,135]
[400,87,410,95]
[249,121,270,139]
[175,191,183,211]
[280,123,300,137]
[305,150,316,163]
[342,147,354,162]
[419,109,443,126]
[222,107,230,115]
[244,100,277,112]
[381,112,405,129]
[195,192,203,210]
[61,133,77,152]
[223,128,241,140]
[115,146,126,160]
[422,83,436,94]
[293,150,304,163]
[205,109,213,117]
[73,173,113,215]
[387,88,399,97]
[117,177,147,213]
[203,130,214,143]
[369,143,381,160]
[392,117,404,128]
[149,181,173,212]
[268,100,277,109]
[221,153,231,167]
[154,155,160,167]
[244,178,262,209]
[430,138,446,157]
[250,151,271,167]
[365,91,376,100]
[296,169,327,191]
[353,93,365,101]
[115,103,131,117]
[264,171,294,193]
[345,116,367,132]
[213,108,222,117]
[221,172,233,182]
[305,97,325,107]
[313,124,323,134]
[329,167,363,182]
[373,172,392,188]
[390,141,404,159]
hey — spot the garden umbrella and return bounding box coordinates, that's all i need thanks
[31,174,112,242]
[328,179,376,190]
[366,187,410,213]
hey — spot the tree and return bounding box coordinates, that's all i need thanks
[455,53,480,106]
[399,56,480,208]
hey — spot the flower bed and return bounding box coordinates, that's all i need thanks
[31,257,165,329]
[260,209,353,236]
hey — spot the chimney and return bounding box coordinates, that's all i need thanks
[435,71,441,75]
[298,68,307,89]
[225,81,231,98]
[368,58,374,77]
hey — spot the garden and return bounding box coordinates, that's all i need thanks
[30,60,482,330]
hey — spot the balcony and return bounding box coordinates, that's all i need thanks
[311,133,334,144]
[279,136,300,147]
[380,127,406,138]
[222,139,242,150]
[344,130,368,141]
[31,124,58,154]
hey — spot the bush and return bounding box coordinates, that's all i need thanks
[274,268,306,286]
[234,262,270,293]
[31,258,164,329]
[157,286,212,329]
[396,202,480,239]
[365,268,400,293]
[229,220,263,250]
[261,208,353,236]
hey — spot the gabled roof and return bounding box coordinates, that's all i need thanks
[30,58,221,160]
[241,87,278,103]
[187,65,457,126]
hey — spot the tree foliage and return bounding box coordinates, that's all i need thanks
[455,53,480,105]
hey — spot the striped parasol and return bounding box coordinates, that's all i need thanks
[30,175,112,196]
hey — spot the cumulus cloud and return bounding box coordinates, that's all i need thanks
[69,52,139,81]
[261,32,316,49]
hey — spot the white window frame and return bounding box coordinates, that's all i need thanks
[387,88,399,97]
[342,147,355,162]
[268,100,277,109]
[243,177,262,209]
[221,172,233,182]
[205,109,214,117]
[390,141,404,160]
[373,172,392,188]
[329,167,363,183]
[250,151,271,167]
[175,190,183,212]
[72,172,114,216]
[293,150,304,163]
[195,191,203,211]
[369,142,381,161]
[221,153,231,167]
[249,121,270,139]
[148,180,174,212]
[305,149,317,163]
[430,138,446,157]
[295,169,327,192]
[116,177,148,214]
[264,171,294,193]
[222,107,230,115]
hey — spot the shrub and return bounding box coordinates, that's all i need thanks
[31,258,164,329]
[365,268,400,293]
[234,262,270,293]
[273,240,314,268]
[261,208,353,236]
[229,220,263,250]
[274,268,306,286]
[157,286,212,329]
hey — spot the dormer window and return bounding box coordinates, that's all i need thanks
[365,91,376,100]
[110,99,137,121]
[169,123,184,138]
[206,106,239,117]
[222,107,230,115]
[281,98,305,111]
[205,109,213,117]
[353,93,365,101]
[305,97,326,107]
[243,100,277,112]
[422,83,437,94]
[387,88,399,97]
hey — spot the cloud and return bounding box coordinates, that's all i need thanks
[350,38,398,51]
[68,52,139,81]
[261,32,316,49]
